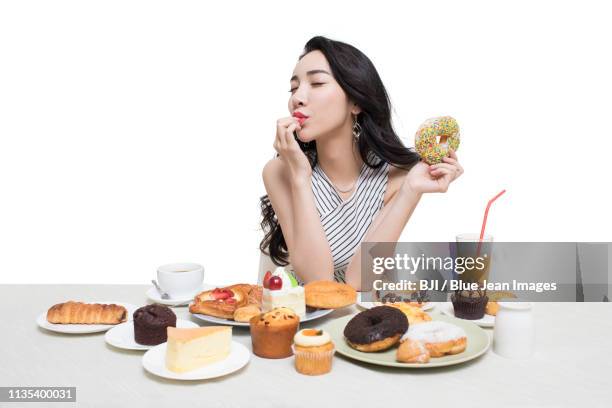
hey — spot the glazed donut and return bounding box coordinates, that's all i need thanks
[401,321,467,357]
[414,116,460,164]
[343,306,408,352]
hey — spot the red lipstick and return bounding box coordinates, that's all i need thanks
[292,111,309,125]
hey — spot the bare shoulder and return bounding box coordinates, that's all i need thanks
[383,164,409,205]
[262,157,289,192]
[262,157,284,180]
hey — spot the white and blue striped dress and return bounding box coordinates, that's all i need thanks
[310,156,390,282]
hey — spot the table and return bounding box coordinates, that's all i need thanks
[1,285,611,408]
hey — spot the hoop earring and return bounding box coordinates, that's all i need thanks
[352,119,362,140]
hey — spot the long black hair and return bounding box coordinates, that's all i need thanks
[259,35,420,266]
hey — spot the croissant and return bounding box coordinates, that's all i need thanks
[46,301,127,324]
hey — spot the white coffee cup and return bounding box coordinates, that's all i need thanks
[156,263,204,298]
[493,301,535,359]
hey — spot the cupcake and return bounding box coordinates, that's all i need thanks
[451,289,488,320]
[249,307,299,358]
[293,329,335,375]
[133,304,177,345]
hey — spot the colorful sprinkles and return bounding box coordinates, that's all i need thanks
[414,116,460,164]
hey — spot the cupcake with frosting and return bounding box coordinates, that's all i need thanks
[293,328,335,375]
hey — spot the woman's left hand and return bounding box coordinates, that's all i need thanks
[404,149,464,194]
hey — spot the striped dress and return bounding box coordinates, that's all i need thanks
[310,155,390,282]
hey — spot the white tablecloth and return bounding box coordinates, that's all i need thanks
[1,285,611,408]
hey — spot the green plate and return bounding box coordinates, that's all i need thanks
[321,313,491,368]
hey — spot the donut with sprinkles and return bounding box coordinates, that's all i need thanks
[414,116,460,164]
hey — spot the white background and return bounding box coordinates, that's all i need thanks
[1,0,610,284]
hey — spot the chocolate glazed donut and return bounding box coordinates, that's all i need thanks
[343,306,409,352]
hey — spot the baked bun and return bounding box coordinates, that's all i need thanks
[304,281,356,309]
[386,302,432,325]
[234,304,261,322]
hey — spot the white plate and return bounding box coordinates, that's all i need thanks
[37,302,138,334]
[439,302,495,327]
[105,319,199,350]
[146,284,213,306]
[142,341,250,380]
[191,307,334,327]
[357,300,435,311]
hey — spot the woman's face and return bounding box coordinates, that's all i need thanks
[288,50,358,143]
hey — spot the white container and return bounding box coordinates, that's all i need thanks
[493,301,535,359]
[157,263,204,298]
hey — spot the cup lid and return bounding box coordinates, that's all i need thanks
[456,233,493,242]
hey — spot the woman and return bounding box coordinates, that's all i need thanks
[259,36,463,290]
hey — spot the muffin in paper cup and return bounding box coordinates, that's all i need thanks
[293,329,335,375]
[451,290,489,320]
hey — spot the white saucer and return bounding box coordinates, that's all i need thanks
[105,319,199,350]
[146,284,213,306]
[37,301,138,334]
[357,300,435,312]
[439,302,495,328]
[191,307,334,327]
[142,341,250,380]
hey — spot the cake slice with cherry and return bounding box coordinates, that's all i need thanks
[262,267,306,318]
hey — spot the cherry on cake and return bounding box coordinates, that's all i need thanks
[262,267,306,318]
[165,326,232,373]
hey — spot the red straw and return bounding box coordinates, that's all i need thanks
[477,189,506,256]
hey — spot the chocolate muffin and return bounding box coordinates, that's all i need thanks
[133,304,177,345]
[451,290,488,320]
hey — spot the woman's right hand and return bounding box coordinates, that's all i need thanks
[274,117,312,183]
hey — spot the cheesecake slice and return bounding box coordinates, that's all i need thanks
[165,326,232,373]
